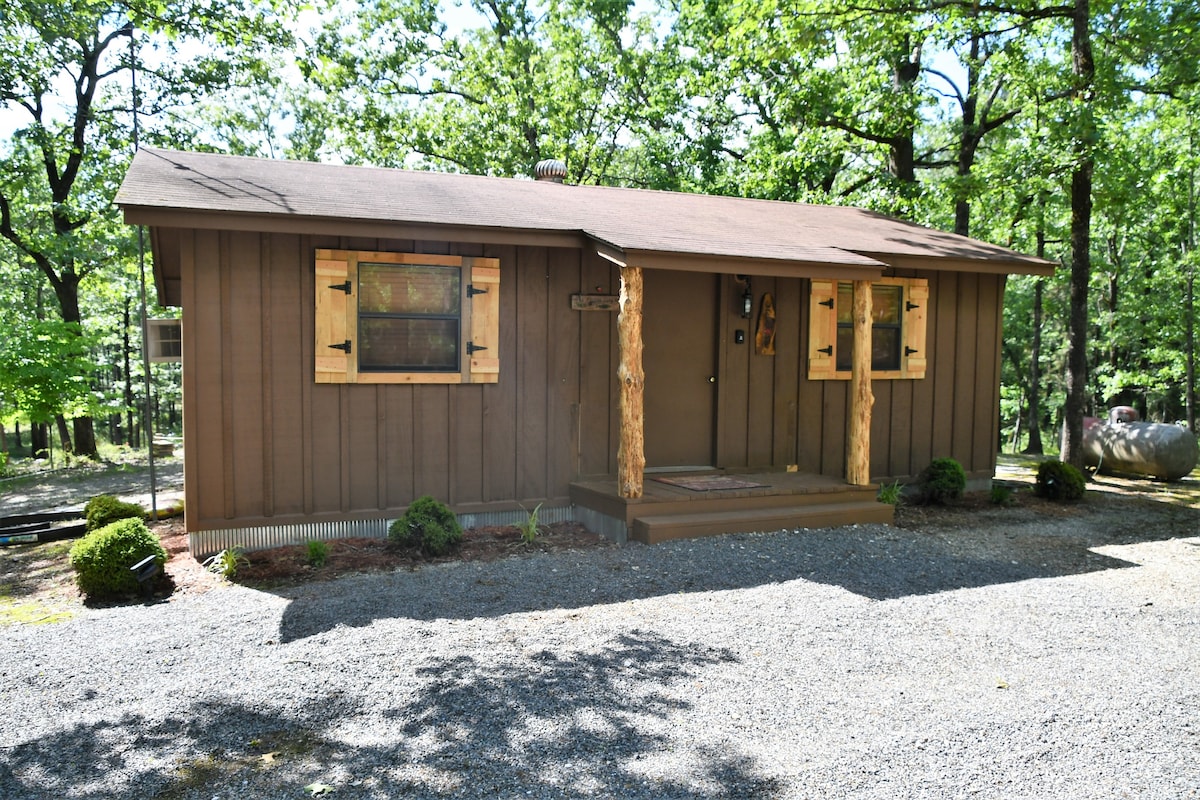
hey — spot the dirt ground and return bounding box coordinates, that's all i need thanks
[2,457,1198,621]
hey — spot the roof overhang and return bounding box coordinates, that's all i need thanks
[125,207,592,306]
[592,239,886,281]
[856,251,1057,277]
[122,206,588,249]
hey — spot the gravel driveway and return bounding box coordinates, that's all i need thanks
[1,484,1198,799]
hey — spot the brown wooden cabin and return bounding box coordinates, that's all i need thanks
[117,148,1053,555]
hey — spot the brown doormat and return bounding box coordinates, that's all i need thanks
[653,475,769,491]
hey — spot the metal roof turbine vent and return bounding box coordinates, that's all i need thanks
[534,159,568,183]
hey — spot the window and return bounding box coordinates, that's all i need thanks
[808,277,928,380]
[314,249,500,384]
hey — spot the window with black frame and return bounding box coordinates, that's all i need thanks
[835,282,903,372]
[357,263,462,372]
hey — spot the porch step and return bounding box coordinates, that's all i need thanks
[630,500,894,545]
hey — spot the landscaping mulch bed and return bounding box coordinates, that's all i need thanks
[198,521,614,590]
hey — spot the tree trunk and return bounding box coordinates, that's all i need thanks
[888,39,921,187]
[1187,271,1195,433]
[14,420,21,449]
[124,297,136,448]
[1023,279,1046,454]
[617,266,645,499]
[1060,0,1095,470]
[847,280,874,485]
[1024,211,1048,455]
[953,33,981,237]
[55,414,74,456]
[31,422,49,459]
[47,270,100,459]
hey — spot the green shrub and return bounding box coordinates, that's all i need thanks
[1034,460,1086,502]
[68,518,168,600]
[307,539,329,568]
[84,494,146,532]
[389,496,463,556]
[917,457,966,505]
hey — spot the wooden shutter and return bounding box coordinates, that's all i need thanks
[314,250,354,383]
[807,279,838,380]
[901,279,928,380]
[466,259,501,383]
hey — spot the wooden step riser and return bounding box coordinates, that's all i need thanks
[631,501,895,545]
[569,484,882,526]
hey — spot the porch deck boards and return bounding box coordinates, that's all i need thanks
[570,471,895,545]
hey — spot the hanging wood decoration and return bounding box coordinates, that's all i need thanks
[755,291,776,355]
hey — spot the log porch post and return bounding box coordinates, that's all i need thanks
[617,265,646,498]
[847,279,873,485]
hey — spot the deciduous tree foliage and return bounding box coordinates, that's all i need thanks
[305,0,683,184]
[0,0,296,458]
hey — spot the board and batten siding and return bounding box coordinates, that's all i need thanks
[179,229,620,532]
[717,270,1005,482]
[178,226,1003,533]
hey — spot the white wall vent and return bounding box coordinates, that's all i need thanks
[146,318,182,363]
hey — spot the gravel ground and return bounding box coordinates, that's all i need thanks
[1,486,1198,800]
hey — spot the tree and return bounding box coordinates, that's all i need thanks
[306,0,680,184]
[0,0,294,458]
[0,315,97,457]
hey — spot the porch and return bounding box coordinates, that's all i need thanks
[569,470,894,545]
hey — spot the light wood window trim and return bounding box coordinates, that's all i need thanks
[807,276,928,381]
[314,249,500,385]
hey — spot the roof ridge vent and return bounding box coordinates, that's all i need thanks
[534,159,568,183]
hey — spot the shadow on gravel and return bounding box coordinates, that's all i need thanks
[0,631,781,800]
[273,498,1200,642]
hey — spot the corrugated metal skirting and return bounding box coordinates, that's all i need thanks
[189,505,579,557]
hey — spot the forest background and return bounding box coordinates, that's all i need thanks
[1,0,1198,472]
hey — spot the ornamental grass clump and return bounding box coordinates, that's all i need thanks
[917,457,966,505]
[1034,460,1086,502]
[84,494,146,532]
[389,496,463,556]
[68,517,167,601]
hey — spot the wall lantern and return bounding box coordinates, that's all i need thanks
[737,275,753,318]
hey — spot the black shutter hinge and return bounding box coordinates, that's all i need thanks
[817,345,833,356]
[906,301,919,311]
[329,280,352,294]
[467,284,488,298]
[905,346,918,356]
[818,298,834,308]
[328,340,352,353]
[466,341,487,356]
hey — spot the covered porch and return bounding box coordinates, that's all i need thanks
[570,470,894,545]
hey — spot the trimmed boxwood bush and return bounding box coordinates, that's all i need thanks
[84,494,146,532]
[917,457,966,505]
[68,518,168,600]
[389,496,463,556]
[1034,460,1086,501]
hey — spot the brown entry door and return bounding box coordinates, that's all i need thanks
[642,269,718,468]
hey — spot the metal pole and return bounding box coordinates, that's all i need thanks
[130,22,158,520]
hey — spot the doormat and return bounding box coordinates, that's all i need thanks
[653,475,769,492]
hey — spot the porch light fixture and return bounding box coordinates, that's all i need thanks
[739,276,753,318]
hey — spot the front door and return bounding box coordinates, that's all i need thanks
[642,269,718,468]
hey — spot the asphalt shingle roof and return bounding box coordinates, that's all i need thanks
[117,148,1051,274]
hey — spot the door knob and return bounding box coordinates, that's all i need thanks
[708,376,716,383]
